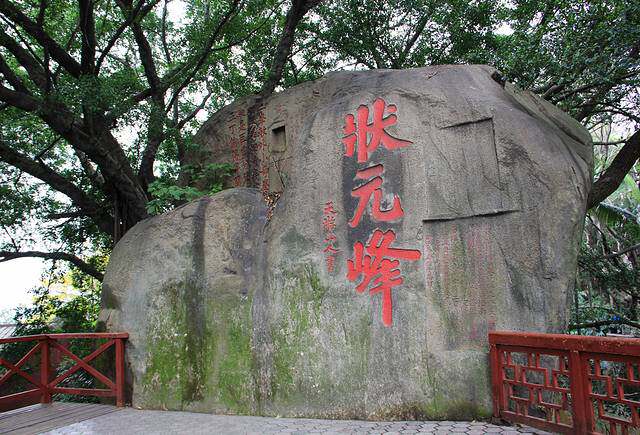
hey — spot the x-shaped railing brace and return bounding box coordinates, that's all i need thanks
[48,339,115,390]
[0,341,43,390]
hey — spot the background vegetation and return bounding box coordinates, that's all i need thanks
[0,0,637,337]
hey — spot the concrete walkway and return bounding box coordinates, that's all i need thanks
[44,407,550,435]
[3,404,552,434]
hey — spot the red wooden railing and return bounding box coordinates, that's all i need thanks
[490,331,640,434]
[0,333,128,412]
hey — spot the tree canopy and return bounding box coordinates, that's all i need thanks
[0,0,319,274]
[0,0,638,325]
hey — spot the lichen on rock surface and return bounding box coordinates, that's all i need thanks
[100,65,592,420]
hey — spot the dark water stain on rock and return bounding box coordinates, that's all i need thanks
[182,196,211,403]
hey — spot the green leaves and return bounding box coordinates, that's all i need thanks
[0,0,282,263]
[304,0,502,70]
[146,162,234,215]
[579,181,640,335]
[592,202,639,229]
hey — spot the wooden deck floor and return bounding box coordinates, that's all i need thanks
[0,403,121,435]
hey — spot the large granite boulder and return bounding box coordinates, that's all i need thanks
[100,65,592,419]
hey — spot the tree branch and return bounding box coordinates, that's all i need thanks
[604,242,640,259]
[36,0,47,27]
[176,88,214,130]
[568,318,640,331]
[106,2,273,123]
[553,70,640,103]
[104,87,154,122]
[588,130,640,208]
[95,0,157,71]
[46,211,85,219]
[115,0,167,187]
[593,140,627,146]
[117,0,162,94]
[541,83,565,100]
[0,16,45,72]
[0,84,39,111]
[165,0,241,109]
[75,149,105,187]
[161,0,172,64]
[260,0,322,97]
[0,82,148,227]
[0,250,104,281]
[0,52,29,93]
[0,0,82,78]
[34,136,61,160]
[79,0,96,75]
[51,24,80,86]
[0,138,114,236]
[37,103,149,224]
[1,224,19,251]
[398,13,430,67]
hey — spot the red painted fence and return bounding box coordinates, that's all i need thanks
[0,333,128,412]
[490,331,640,434]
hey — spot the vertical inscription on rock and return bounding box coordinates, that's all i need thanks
[340,98,422,327]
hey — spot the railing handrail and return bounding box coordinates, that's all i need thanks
[490,330,640,434]
[489,330,640,356]
[0,332,128,411]
[0,332,129,345]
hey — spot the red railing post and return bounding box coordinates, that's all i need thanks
[115,338,125,407]
[568,350,588,434]
[40,337,51,404]
[489,343,502,419]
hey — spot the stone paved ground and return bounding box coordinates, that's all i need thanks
[44,408,552,434]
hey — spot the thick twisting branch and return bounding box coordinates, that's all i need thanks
[260,0,323,97]
[588,130,640,209]
[0,251,104,281]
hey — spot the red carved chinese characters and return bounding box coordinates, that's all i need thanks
[248,105,269,195]
[349,165,404,227]
[257,108,270,196]
[347,229,420,326]
[342,98,420,327]
[342,98,413,163]
[228,109,247,187]
[322,201,339,273]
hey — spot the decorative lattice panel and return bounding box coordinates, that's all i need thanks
[498,347,574,432]
[585,354,640,434]
[490,331,640,435]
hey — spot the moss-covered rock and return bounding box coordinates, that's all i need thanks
[100,66,591,420]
